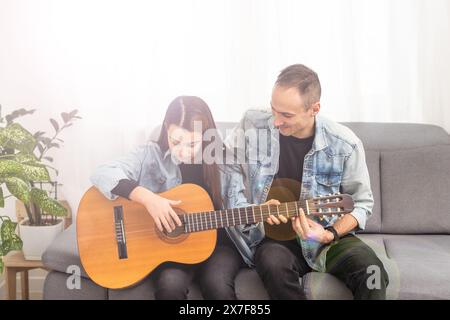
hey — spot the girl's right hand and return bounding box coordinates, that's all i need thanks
[129,186,182,233]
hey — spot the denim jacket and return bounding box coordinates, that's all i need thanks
[90,141,265,267]
[225,109,374,272]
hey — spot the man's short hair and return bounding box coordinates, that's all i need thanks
[275,64,321,109]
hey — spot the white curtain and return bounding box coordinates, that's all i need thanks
[1,0,449,216]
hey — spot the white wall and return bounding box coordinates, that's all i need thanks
[1,0,449,216]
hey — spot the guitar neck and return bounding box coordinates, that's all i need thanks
[181,200,308,233]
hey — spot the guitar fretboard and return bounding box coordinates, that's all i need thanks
[181,200,310,233]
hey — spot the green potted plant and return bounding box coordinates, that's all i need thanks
[0,215,22,272]
[0,105,80,260]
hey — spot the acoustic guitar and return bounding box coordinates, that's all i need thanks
[77,183,353,289]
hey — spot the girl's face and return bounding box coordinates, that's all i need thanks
[167,124,203,164]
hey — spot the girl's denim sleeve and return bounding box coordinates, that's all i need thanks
[90,146,149,200]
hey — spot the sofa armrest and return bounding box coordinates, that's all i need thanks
[42,224,89,278]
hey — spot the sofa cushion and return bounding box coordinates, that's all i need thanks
[44,270,107,300]
[382,235,450,299]
[235,268,270,300]
[342,122,450,150]
[42,225,89,278]
[303,272,353,300]
[380,145,450,234]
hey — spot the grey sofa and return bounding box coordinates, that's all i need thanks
[43,121,450,299]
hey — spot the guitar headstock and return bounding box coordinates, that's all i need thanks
[307,193,354,218]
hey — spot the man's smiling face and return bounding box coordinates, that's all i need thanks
[271,85,319,139]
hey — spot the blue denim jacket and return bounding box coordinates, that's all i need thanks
[90,141,265,267]
[225,109,374,271]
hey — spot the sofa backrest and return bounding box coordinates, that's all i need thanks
[342,122,450,234]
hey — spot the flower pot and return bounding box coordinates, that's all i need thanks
[18,218,64,260]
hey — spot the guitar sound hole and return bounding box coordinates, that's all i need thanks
[156,208,189,244]
[163,225,184,238]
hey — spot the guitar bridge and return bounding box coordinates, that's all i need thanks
[114,206,128,259]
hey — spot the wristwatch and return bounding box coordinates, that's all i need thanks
[325,226,340,243]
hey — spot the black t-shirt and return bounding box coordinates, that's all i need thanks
[179,163,206,190]
[271,133,314,199]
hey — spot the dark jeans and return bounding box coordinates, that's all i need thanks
[151,229,245,300]
[255,234,389,300]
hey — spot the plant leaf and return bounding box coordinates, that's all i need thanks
[22,162,50,181]
[36,143,45,156]
[30,188,67,217]
[40,137,52,145]
[5,108,36,125]
[0,123,37,153]
[0,157,50,181]
[14,152,38,164]
[50,118,59,132]
[33,131,46,139]
[61,112,70,123]
[0,160,22,178]
[0,186,4,208]
[3,176,31,204]
[0,219,23,253]
[48,142,60,149]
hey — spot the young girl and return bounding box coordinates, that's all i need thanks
[90,96,271,299]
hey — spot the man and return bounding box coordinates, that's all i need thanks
[226,64,389,299]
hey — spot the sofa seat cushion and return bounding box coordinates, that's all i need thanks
[382,234,450,299]
[44,270,107,300]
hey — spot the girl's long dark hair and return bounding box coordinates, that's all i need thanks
[156,96,225,209]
